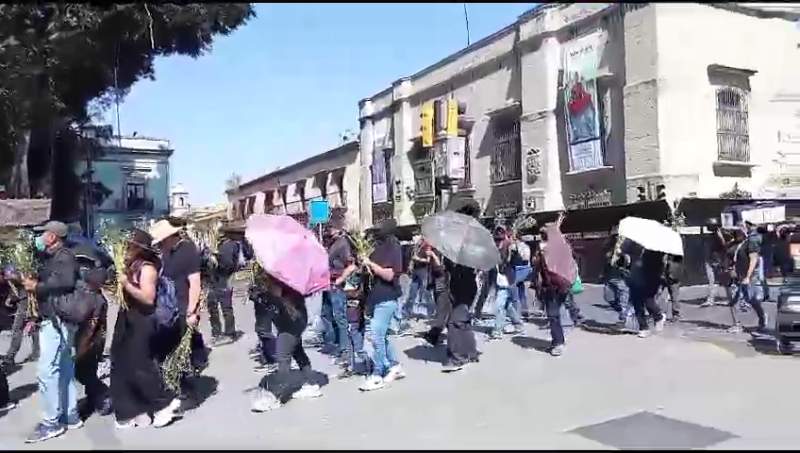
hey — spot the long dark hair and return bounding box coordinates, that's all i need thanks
[126,229,161,274]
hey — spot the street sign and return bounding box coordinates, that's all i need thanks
[309,199,330,225]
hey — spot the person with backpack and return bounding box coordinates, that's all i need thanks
[73,252,112,419]
[490,225,524,340]
[20,221,83,443]
[150,219,207,404]
[110,229,181,429]
[207,226,244,347]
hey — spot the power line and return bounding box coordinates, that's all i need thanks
[463,3,471,46]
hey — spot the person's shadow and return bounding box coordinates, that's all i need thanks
[403,344,445,365]
[180,375,219,412]
[510,336,552,353]
[0,383,37,420]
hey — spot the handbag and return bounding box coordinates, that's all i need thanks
[570,275,584,295]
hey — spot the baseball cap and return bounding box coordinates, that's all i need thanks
[34,220,68,238]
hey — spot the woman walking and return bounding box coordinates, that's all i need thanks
[251,272,322,412]
[110,229,180,429]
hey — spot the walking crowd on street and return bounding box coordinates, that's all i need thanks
[0,199,798,444]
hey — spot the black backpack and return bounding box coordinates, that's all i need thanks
[52,248,96,325]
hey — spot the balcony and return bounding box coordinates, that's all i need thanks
[102,197,155,213]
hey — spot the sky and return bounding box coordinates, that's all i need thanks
[103,3,536,206]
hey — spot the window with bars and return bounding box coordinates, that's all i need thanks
[490,118,522,184]
[715,86,750,162]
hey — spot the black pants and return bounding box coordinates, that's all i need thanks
[446,303,478,367]
[544,291,567,346]
[260,332,313,403]
[663,282,681,317]
[254,301,276,363]
[76,344,109,410]
[630,286,663,330]
[473,270,496,318]
[111,309,175,421]
[4,298,39,361]
[208,286,236,338]
[0,360,8,405]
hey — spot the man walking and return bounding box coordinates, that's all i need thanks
[728,222,768,334]
[208,225,243,347]
[322,217,356,365]
[402,237,435,320]
[22,221,83,443]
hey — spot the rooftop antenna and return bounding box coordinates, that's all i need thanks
[463,4,471,46]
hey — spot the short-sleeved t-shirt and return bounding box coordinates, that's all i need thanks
[735,233,762,280]
[162,238,202,315]
[366,237,403,313]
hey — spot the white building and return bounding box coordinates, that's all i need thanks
[227,141,361,229]
[170,183,191,218]
[357,3,800,228]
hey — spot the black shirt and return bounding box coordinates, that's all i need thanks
[216,239,240,277]
[162,238,201,315]
[735,233,762,280]
[268,291,308,337]
[445,258,477,307]
[366,236,403,314]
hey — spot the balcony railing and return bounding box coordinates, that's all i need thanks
[104,198,154,213]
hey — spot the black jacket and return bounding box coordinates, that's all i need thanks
[35,246,78,320]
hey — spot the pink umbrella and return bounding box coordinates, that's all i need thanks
[245,214,330,296]
[542,222,577,284]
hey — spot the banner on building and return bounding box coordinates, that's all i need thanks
[421,102,434,147]
[371,147,388,203]
[563,31,606,172]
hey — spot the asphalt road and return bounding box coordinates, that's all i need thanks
[1,280,798,450]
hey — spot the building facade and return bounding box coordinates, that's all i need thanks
[76,135,173,232]
[170,183,191,218]
[357,2,800,228]
[227,141,361,229]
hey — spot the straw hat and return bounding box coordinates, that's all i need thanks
[149,219,182,245]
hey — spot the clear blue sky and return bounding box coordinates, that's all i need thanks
[104,3,536,206]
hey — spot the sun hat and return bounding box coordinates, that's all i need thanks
[149,219,182,245]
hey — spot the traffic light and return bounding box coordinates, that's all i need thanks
[433,99,447,136]
[446,98,458,136]
[637,186,647,202]
[420,102,434,147]
[655,184,667,200]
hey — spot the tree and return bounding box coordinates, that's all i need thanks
[0,4,256,198]
[225,173,242,192]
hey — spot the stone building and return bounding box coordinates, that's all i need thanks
[357,2,800,229]
[226,140,361,228]
[170,183,191,218]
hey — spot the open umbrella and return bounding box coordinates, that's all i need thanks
[421,211,500,271]
[245,214,330,296]
[618,216,684,256]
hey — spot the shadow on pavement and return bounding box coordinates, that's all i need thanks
[181,375,219,412]
[680,319,733,331]
[0,383,37,421]
[510,336,551,353]
[2,362,22,377]
[580,319,630,336]
[591,304,618,312]
[403,344,445,364]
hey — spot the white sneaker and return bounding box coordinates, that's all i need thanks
[637,329,652,338]
[359,375,386,392]
[115,413,151,430]
[383,365,406,383]
[251,389,282,413]
[292,384,322,400]
[152,399,181,428]
[654,315,666,332]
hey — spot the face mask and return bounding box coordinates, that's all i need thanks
[34,235,47,252]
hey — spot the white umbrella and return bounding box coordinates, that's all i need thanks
[618,216,684,256]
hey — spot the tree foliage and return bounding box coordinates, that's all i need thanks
[0,3,256,198]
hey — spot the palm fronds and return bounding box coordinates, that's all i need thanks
[97,221,129,310]
[161,326,195,392]
[0,229,38,317]
[347,229,374,260]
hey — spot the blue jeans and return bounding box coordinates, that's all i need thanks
[604,278,630,320]
[323,289,350,356]
[365,300,400,378]
[403,272,435,319]
[37,318,78,426]
[730,282,767,328]
[494,286,522,335]
[347,321,368,374]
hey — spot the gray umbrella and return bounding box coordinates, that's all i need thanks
[421,211,500,271]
